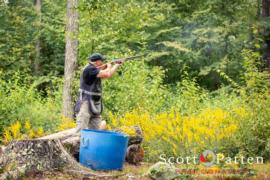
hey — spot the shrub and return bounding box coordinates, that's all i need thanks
[2,120,44,144]
[0,71,63,135]
[102,61,168,116]
[109,107,246,161]
[1,115,76,144]
[235,92,270,159]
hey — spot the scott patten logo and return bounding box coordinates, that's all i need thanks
[199,150,216,167]
[159,150,263,167]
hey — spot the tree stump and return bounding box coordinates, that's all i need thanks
[0,139,121,179]
[0,139,85,179]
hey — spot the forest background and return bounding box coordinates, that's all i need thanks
[0,0,270,163]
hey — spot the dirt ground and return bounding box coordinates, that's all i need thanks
[25,162,270,180]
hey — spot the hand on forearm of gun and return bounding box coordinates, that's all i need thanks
[112,59,125,65]
[97,60,123,78]
[108,59,124,75]
[96,54,143,78]
[97,59,124,70]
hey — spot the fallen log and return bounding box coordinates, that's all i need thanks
[38,128,80,156]
[38,128,78,140]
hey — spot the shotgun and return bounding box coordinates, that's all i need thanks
[111,54,145,64]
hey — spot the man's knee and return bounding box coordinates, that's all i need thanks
[89,115,106,130]
[99,120,106,130]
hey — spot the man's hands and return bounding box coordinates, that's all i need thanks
[97,60,123,79]
[106,63,112,69]
[97,60,123,70]
[113,59,125,64]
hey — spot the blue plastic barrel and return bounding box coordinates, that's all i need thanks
[79,129,129,170]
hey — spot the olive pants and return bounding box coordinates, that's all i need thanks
[76,100,102,132]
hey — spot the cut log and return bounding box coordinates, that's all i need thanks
[126,144,144,165]
[113,126,144,165]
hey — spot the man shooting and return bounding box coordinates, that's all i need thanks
[75,53,123,132]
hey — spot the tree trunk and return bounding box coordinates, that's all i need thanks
[63,0,79,118]
[34,0,41,75]
[260,0,270,70]
[261,0,270,17]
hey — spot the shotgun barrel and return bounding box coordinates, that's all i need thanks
[111,54,145,64]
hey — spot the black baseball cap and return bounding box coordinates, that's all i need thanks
[88,53,106,62]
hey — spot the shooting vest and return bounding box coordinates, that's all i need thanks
[75,64,103,115]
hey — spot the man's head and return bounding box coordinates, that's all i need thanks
[89,53,106,66]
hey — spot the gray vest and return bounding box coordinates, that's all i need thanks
[75,64,103,115]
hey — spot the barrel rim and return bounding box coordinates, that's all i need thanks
[81,129,128,138]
